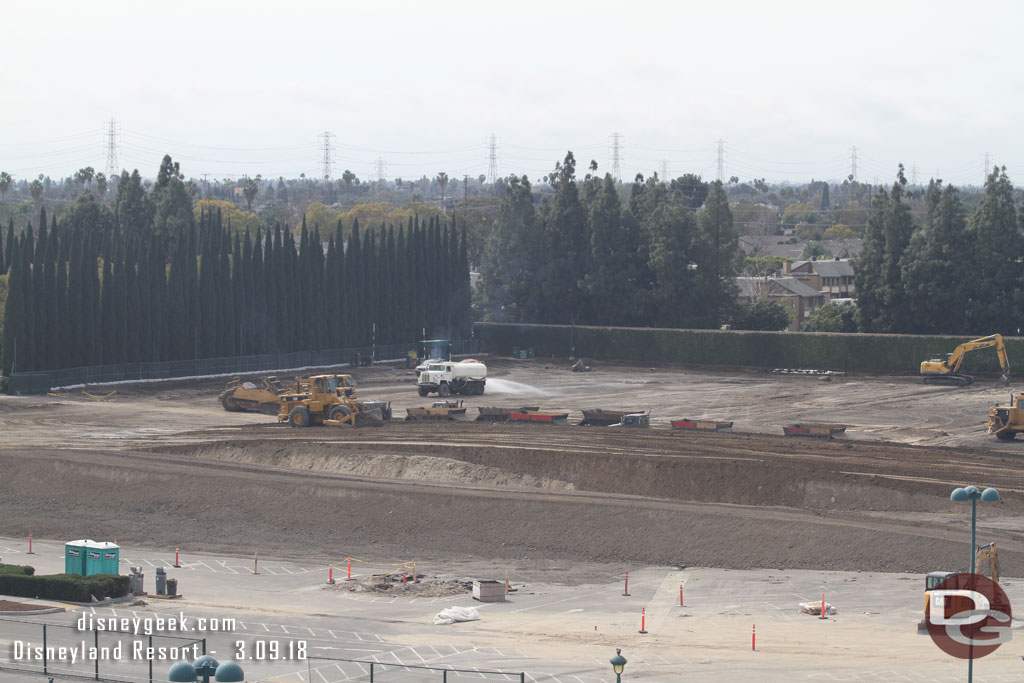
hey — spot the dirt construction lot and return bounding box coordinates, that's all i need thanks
[1,357,1023,577]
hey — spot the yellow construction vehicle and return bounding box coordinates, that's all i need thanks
[987,392,1024,440]
[276,374,390,427]
[919,543,999,631]
[219,376,295,414]
[919,334,1010,386]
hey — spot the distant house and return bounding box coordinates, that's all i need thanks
[737,235,863,261]
[784,259,856,300]
[735,276,826,331]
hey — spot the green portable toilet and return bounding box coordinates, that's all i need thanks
[65,540,87,576]
[83,540,105,576]
[98,542,120,575]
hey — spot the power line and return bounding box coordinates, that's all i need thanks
[850,146,858,181]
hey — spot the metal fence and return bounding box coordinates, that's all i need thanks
[7,339,482,394]
[307,656,525,683]
[0,617,205,683]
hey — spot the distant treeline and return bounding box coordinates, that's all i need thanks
[0,156,470,374]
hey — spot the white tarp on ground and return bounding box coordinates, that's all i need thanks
[799,601,837,616]
[433,606,481,625]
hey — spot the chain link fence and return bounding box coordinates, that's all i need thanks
[7,339,482,395]
[0,617,205,682]
[307,656,525,683]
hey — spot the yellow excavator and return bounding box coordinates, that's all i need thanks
[919,543,999,631]
[920,334,1010,386]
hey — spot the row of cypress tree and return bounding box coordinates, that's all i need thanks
[854,165,1024,336]
[1,204,471,375]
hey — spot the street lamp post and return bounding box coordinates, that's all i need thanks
[610,648,627,683]
[950,485,1000,683]
[168,655,245,682]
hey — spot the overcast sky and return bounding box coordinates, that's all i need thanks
[3,0,1022,187]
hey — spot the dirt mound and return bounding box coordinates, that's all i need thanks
[330,575,473,597]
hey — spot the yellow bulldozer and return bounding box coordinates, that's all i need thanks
[219,376,295,414]
[919,334,1010,386]
[277,374,391,427]
[987,392,1024,440]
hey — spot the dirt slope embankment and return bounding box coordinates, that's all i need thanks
[154,422,1024,515]
[164,440,576,491]
[2,443,1023,575]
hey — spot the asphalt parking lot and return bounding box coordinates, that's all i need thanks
[2,537,1024,682]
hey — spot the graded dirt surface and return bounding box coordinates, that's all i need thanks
[1,358,1023,579]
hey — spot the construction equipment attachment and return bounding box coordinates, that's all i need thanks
[782,423,846,439]
[406,400,469,421]
[920,334,1010,386]
[579,408,646,426]
[508,409,569,425]
[671,419,734,432]
[219,376,294,414]
[475,406,539,422]
[610,412,649,428]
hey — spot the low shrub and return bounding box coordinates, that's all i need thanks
[0,572,128,602]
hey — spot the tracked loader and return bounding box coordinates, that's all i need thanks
[918,543,999,632]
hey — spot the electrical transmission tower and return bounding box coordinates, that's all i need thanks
[318,131,336,180]
[610,132,622,182]
[373,157,387,182]
[850,146,858,181]
[715,139,725,183]
[911,165,918,186]
[487,133,498,183]
[984,152,990,183]
[660,159,668,182]
[105,119,119,178]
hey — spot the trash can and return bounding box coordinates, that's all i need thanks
[166,578,177,597]
[128,567,145,596]
[155,567,167,595]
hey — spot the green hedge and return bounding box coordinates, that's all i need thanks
[0,573,129,602]
[0,564,35,576]
[474,323,1023,373]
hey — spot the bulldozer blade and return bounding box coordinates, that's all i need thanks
[355,410,385,426]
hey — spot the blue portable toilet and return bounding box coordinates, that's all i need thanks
[65,540,87,575]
